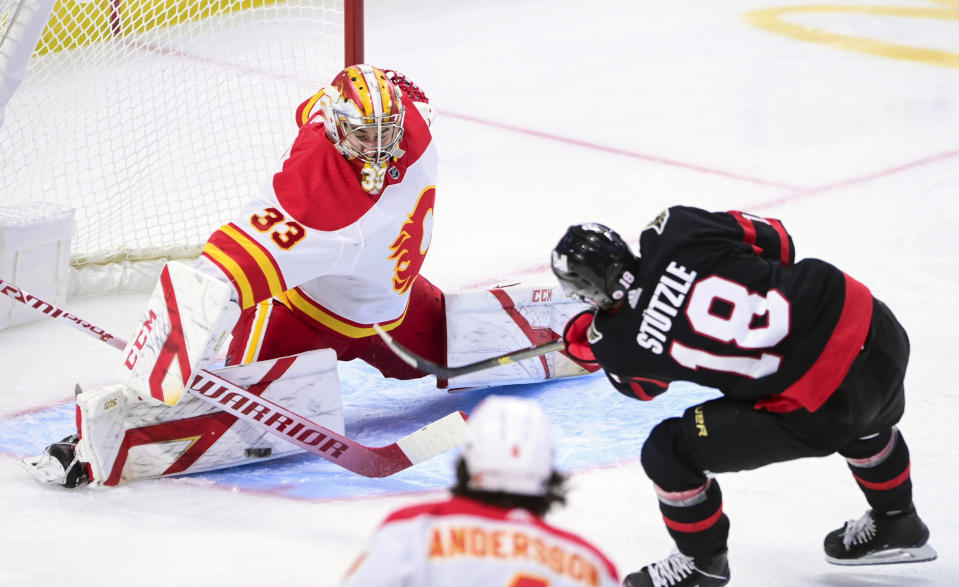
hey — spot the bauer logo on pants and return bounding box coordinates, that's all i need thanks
[694,405,708,437]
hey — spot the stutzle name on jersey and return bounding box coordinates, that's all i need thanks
[637,260,697,355]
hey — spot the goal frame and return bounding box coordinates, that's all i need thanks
[0,0,366,295]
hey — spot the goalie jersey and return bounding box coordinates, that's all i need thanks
[199,90,437,337]
[589,206,874,413]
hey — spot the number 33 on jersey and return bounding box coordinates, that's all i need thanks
[200,108,439,333]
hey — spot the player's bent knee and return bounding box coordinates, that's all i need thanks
[641,418,706,490]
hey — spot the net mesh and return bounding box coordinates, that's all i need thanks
[0,0,344,268]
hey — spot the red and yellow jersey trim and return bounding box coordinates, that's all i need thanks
[202,223,288,309]
[279,287,408,338]
[240,300,274,364]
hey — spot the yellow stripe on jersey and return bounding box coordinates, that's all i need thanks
[218,224,286,301]
[283,288,407,338]
[203,241,255,308]
[242,300,273,364]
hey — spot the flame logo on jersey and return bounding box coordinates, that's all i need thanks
[389,187,435,294]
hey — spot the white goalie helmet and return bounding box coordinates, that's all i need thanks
[296,64,405,166]
[462,396,556,496]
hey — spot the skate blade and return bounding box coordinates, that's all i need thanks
[826,543,938,566]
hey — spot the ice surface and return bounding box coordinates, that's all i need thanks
[1,1,957,585]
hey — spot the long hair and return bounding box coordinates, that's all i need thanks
[449,457,569,518]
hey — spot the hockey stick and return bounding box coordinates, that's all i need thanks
[188,369,466,477]
[0,278,126,350]
[2,279,467,478]
[373,323,564,379]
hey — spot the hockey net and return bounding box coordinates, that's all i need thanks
[0,0,360,294]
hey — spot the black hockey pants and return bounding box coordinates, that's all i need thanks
[640,299,915,557]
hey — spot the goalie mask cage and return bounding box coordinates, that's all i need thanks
[0,0,363,294]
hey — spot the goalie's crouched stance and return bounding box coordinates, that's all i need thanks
[21,262,347,488]
[23,263,592,488]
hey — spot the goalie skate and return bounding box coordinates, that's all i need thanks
[824,507,937,565]
[20,434,89,488]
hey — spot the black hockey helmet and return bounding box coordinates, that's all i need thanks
[551,223,636,310]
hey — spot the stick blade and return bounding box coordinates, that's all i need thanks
[395,411,469,464]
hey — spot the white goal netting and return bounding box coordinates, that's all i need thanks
[0,0,348,293]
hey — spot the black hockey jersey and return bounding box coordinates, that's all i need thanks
[588,206,873,413]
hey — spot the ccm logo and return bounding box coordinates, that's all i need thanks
[531,289,553,303]
[124,310,158,370]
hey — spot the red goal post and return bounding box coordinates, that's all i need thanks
[0,0,364,294]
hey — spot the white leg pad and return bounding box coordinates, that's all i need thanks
[117,260,240,406]
[76,384,128,484]
[444,285,594,389]
[79,349,342,486]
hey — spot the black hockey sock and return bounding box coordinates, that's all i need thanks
[841,428,913,514]
[657,479,730,558]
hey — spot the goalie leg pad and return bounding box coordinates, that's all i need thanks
[79,349,342,486]
[118,260,240,406]
[76,384,128,485]
[444,285,595,389]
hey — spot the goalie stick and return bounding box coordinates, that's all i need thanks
[188,369,466,477]
[0,278,126,350]
[1,279,467,478]
[373,323,564,380]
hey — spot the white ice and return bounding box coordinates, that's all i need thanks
[1,0,958,585]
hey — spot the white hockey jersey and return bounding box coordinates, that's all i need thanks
[340,496,620,587]
[200,92,437,338]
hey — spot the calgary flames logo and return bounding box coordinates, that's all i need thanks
[389,187,435,294]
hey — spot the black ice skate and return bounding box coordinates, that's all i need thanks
[20,434,89,488]
[623,550,729,587]
[824,507,937,565]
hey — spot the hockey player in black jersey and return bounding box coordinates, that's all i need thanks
[550,206,935,587]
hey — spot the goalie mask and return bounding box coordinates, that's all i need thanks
[462,396,555,496]
[551,223,637,311]
[295,64,405,193]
